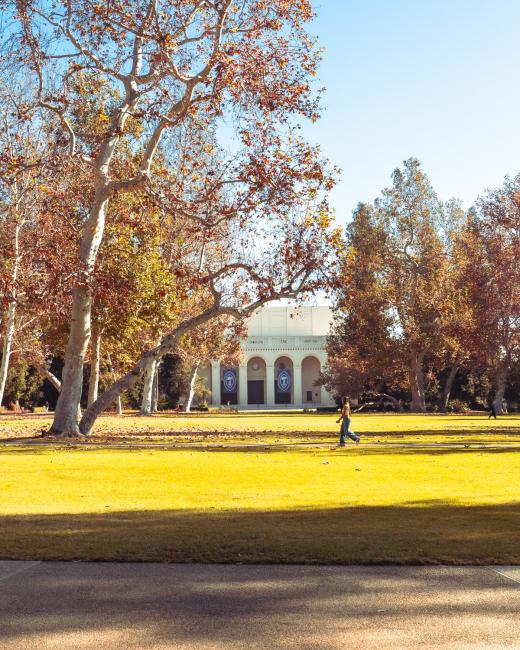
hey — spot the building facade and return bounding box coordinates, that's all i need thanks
[200,305,336,408]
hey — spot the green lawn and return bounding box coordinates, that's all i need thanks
[0,412,519,564]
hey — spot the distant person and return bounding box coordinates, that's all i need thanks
[337,396,360,446]
[488,400,497,420]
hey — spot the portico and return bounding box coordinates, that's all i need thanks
[206,305,336,409]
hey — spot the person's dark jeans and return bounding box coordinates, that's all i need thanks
[339,418,360,445]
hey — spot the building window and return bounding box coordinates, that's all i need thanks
[306,391,312,402]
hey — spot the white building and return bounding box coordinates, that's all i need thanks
[200,305,336,409]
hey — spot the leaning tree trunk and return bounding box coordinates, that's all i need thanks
[50,190,110,435]
[0,221,20,408]
[87,326,102,408]
[79,305,224,435]
[409,349,427,412]
[140,356,157,415]
[440,362,460,413]
[184,362,200,413]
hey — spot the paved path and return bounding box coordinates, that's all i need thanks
[0,562,518,648]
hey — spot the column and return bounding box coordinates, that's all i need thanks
[321,384,333,406]
[211,361,221,406]
[266,364,275,406]
[293,362,302,406]
[238,364,248,407]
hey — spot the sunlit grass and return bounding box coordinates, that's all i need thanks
[0,427,519,563]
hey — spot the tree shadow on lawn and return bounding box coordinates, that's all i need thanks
[1,441,520,456]
[1,502,519,565]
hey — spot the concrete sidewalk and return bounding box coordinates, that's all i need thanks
[0,562,518,648]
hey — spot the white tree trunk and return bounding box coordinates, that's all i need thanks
[493,366,508,415]
[51,191,109,434]
[0,301,16,408]
[87,326,102,407]
[409,349,427,412]
[151,361,159,413]
[0,221,20,408]
[185,362,200,413]
[140,356,157,415]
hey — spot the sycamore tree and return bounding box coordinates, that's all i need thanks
[0,79,74,407]
[326,160,459,412]
[375,159,450,412]
[2,0,340,434]
[436,204,482,411]
[472,175,520,413]
[323,203,405,406]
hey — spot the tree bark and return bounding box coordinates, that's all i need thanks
[0,301,16,408]
[50,190,109,434]
[0,221,20,407]
[493,365,508,415]
[151,360,159,413]
[35,364,82,421]
[409,349,427,412]
[87,325,102,408]
[106,353,123,415]
[35,364,61,392]
[440,362,460,413]
[184,362,200,413]
[140,356,157,415]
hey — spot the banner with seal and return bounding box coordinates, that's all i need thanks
[222,369,237,393]
[277,369,291,393]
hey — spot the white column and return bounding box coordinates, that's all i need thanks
[266,364,275,406]
[293,363,302,406]
[238,364,248,407]
[211,361,221,406]
[321,385,332,406]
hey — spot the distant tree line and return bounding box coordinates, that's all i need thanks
[323,158,520,414]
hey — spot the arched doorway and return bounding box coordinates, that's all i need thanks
[247,357,266,405]
[302,356,321,404]
[274,356,294,404]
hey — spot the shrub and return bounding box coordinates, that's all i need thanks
[448,399,470,413]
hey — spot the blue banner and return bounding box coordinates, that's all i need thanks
[222,369,237,393]
[277,369,291,392]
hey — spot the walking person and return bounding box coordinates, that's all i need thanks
[337,396,360,446]
[488,399,497,420]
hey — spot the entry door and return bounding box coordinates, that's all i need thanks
[275,383,291,404]
[248,380,265,405]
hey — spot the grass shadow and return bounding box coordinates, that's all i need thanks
[1,502,519,565]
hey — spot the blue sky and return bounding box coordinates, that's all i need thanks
[306,0,520,226]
